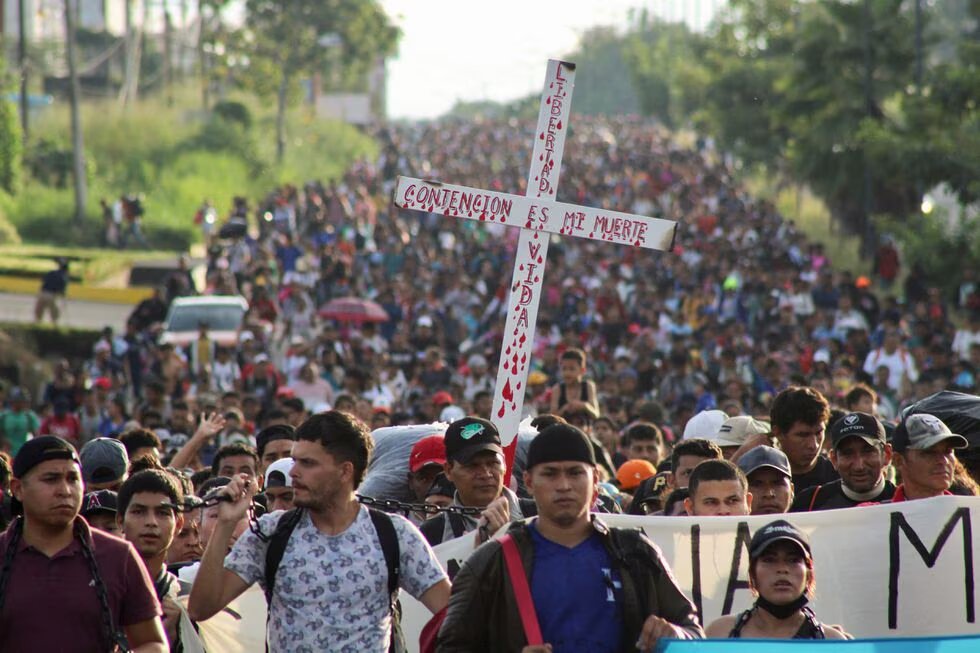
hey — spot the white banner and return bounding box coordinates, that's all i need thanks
[401,497,980,649]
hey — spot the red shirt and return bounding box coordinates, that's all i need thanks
[890,485,954,502]
[0,518,161,652]
[38,414,82,445]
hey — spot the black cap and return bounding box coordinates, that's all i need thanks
[13,436,80,478]
[749,519,811,560]
[256,424,295,457]
[830,412,886,449]
[526,424,597,469]
[444,417,503,463]
[426,473,456,499]
[737,446,791,479]
[81,490,118,516]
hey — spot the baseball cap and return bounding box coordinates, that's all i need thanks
[526,423,596,469]
[80,438,129,484]
[830,412,886,449]
[683,410,728,441]
[417,315,434,328]
[13,436,80,478]
[439,405,466,423]
[432,391,453,407]
[81,489,118,517]
[749,519,811,560]
[410,435,447,473]
[716,416,771,447]
[264,457,294,488]
[616,459,657,491]
[444,417,503,464]
[891,413,969,453]
[737,446,791,479]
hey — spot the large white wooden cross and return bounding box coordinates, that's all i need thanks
[393,60,677,473]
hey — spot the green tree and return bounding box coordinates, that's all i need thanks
[238,0,399,162]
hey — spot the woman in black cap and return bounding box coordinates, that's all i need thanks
[705,519,849,639]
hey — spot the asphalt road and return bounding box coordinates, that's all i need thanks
[0,292,135,331]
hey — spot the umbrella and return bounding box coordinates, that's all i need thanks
[318,296,389,323]
[901,390,980,449]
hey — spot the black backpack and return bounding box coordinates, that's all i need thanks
[263,507,406,653]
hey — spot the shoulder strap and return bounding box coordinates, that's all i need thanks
[728,609,753,638]
[447,511,467,539]
[500,533,543,646]
[518,497,538,518]
[368,508,400,599]
[263,508,303,605]
[418,513,445,545]
[807,485,822,512]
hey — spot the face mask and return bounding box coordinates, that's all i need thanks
[755,592,809,620]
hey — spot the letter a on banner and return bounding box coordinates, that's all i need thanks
[393,60,677,475]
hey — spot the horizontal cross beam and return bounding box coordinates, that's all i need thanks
[393,176,677,252]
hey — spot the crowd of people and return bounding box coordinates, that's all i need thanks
[0,114,978,651]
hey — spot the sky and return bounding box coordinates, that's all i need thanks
[215,1,724,119]
[380,0,726,119]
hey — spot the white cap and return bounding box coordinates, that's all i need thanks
[264,457,294,488]
[715,416,771,447]
[439,405,466,423]
[683,409,728,442]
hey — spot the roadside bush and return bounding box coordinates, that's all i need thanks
[212,101,252,129]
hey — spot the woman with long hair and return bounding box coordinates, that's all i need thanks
[706,520,849,640]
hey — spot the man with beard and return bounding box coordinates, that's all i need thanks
[0,437,165,652]
[189,411,449,652]
[792,412,895,511]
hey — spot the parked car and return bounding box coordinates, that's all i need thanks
[159,296,248,348]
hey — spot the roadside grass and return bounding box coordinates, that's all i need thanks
[0,245,174,284]
[3,84,377,251]
[743,174,863,276]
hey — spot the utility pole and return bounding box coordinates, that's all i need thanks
[861,0,876,256]
[165,5,174,105]
[64,0,88,226]
[198,0,210,109]
[914,0,923,90]
[18,0,29,144]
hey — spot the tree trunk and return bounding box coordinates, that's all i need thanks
[198,0,210,109]
[164,8,173,106]
[276,66,289,163]
[64,0,87,227]
[17,0,28,144]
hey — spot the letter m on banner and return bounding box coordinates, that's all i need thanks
[889,507,975,629]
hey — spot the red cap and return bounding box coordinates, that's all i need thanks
[410,435,447,473]
[432,391,453,407]
[93,377,112,390]
[276,387,295,398]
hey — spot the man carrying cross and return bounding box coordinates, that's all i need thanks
[419,417,535,549]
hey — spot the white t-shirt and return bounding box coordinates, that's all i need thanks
[224,507,445,653]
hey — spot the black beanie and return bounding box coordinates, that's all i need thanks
[526,424,596,469]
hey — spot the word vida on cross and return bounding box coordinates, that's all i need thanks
[394,60,677,472]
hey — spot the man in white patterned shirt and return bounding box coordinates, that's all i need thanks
[189,410,450,652]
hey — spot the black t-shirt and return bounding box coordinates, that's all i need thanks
[791,478,896,512]
[791,454,839,493]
